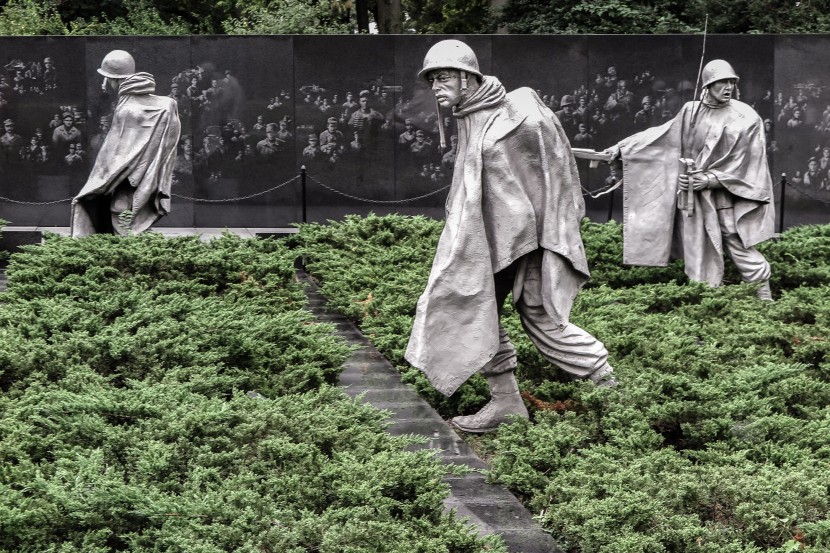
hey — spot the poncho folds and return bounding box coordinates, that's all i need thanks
[619,99,775,285]
[405,77,589,396]
[71,72,181,237]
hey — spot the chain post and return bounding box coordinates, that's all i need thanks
[300,165,307,224]
[778,173,787,234]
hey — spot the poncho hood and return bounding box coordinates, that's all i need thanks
[118,72,156,96]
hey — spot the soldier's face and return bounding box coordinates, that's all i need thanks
[708,79,737,105]
[428,69,463,108]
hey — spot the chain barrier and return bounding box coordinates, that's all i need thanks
[3,168,827,214]
[306,174,450,204]
[784,182,830,205]
[0,196,73,205]
[581,180,624,199]
[171,175,300,203]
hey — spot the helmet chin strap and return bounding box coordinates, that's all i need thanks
[435,96,447,151]
[461,70,468,94]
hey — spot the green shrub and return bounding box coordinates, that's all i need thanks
[295,214,830,552]
[0,232,505,553]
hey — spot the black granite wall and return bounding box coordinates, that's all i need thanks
[1,35,828,229]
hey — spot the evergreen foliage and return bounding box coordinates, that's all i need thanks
[4,0,830,36]
[0,232,505,553]
[295,214,830,552]
[0,0,191,35]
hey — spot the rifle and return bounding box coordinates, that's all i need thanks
[679,15,709,219]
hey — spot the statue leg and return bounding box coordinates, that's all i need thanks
[718,207,773,300]
[111,182,135,236]
[518,302,617,387]
[450,325,529,434]
[450,267,528,434]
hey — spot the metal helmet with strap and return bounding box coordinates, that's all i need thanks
[418,39,482,84]
[701,59,739,88]
[97,50,136,79]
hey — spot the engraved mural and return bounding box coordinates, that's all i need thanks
[0,35,827,228]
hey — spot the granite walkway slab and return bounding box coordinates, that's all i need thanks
[300,270,562,553]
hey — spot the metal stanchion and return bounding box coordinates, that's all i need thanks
[606,185,616,222]
[778,173,787,234]
[301,165,307,224]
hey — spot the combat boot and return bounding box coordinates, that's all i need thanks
[589,362,619,388]
[756,281,774,302]
[450,371,528,433]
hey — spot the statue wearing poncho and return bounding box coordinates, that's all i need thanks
[71,72,180,237]
[406,40,615,433]
[616,91,775,289]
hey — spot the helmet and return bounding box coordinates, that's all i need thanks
[560,95,576,107]
[418,39,482,82]
[701,59,739,88]
[97,50,135,79]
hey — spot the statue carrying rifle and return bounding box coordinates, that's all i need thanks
[576,58,776,300]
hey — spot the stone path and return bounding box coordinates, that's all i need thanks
[300,271,562,553]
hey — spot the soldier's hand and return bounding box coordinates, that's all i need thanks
[678,172,710,191]
[602,145,621,161]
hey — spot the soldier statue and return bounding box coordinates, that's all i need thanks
[405,40,617,434]
[71,50,181,237]
[601,60,775,300]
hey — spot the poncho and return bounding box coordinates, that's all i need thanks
[619,99,774,285]
[71,72,181,236]
[405,77,589,396]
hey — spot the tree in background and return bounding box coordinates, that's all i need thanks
[496,0,694,34]
[222,0,354,34]
[495,0,830,34]
[0,0,191,35]
[0,0,66,34]
[402,0,495,33]
[3,0,830,37]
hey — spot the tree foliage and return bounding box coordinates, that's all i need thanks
[3,0,829,34]
[497,0,695,34]
[496,0,830,34]
[0,0,191,35]
[0,0,65,35]
[401,0,495,33]
[223,0,353,35]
